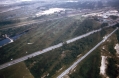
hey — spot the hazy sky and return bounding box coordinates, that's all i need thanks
[0,0,102,5]
[0,0,34,5]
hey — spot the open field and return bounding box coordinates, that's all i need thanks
[0,62,34,78]
[0,14,105,78]
[0,3,119,77]
[23,27,115,78]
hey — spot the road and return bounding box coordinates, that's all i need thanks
[0,24,113,70]
[57,27,118,78]
[66,28,102,44]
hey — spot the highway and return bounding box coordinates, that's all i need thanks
[57,27,118,78]
[66,28,102,44]
[0,24,113,70]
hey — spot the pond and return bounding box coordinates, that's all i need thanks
[0,33,24,47]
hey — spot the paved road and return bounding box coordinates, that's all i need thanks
[66,28,102,44]
[57,27,118,78]
[0,25,110,70]
[0,43,63,70]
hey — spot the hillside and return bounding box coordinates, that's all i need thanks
[0,0,119,78]
[0,14,119,78]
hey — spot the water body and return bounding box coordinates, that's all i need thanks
[0,34,23,47]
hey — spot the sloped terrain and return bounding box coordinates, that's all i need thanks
[69,27,119,78]
[0,16,104,78]
[0,12,118,78]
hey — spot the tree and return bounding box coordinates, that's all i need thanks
[110,15,118,20]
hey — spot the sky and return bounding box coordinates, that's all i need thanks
[0,0,34,5]
[0,0,103,5]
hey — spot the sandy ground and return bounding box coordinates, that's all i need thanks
[100,56,108,77]
[114,44,119,54]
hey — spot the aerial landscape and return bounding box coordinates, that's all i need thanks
[0,0,119,78]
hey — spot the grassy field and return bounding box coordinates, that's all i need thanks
[0,15,110,78]
[0,62,34,78]
[0,17,79,64]
[24,27,115,78]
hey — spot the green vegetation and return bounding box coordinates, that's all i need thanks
[69,49,101,78]
[107,41,116,55]
[116,27,119,42]
[101,23,108,28]
[101,29,119,78]
[106,58,118,78]
[0,17,76,64]
[109,15,118,20]
[0,1,119,78]
[0,20,20,26]
[69,27,118,78]
[25,33,100,78]
[0,16,83,65]
[24,27,112,78]
[73,18,100,36]
[0,25,33,40]
[0,62,34,78]
[0,15,113,78]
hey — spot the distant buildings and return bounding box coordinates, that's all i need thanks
[36,8,66,17]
